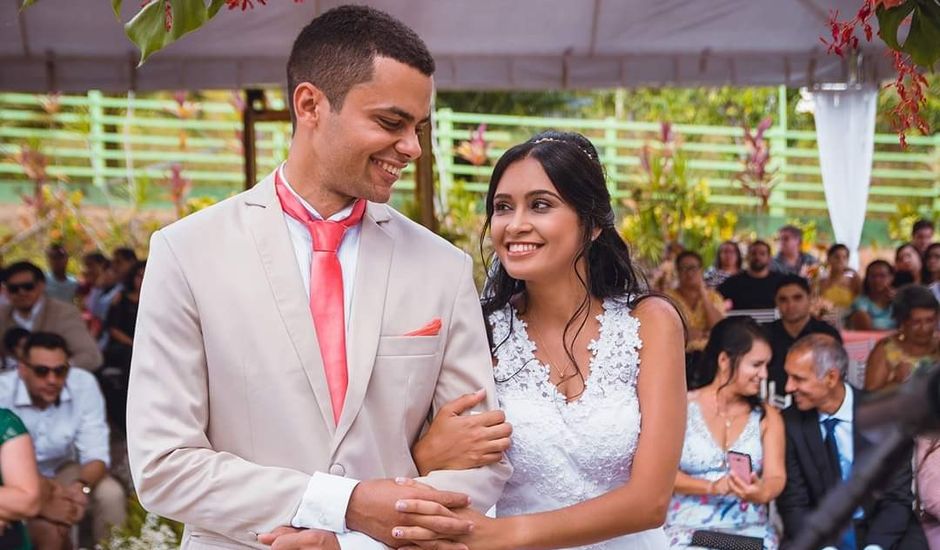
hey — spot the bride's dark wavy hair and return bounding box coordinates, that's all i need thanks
[480,130,652,391]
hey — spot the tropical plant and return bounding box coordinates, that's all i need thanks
[734,117,779,213]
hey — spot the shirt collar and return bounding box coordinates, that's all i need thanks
[12,297,45,327]
[819,382,853,425]
[277,163,355,222]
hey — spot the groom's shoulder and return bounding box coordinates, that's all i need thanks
[379,203,468,262]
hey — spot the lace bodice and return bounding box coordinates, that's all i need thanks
[490,298,665,549]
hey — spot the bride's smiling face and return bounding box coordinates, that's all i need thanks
[489,156,584,284]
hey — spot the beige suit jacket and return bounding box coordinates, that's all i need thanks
[127,173,510,549]
[0,298,102,371]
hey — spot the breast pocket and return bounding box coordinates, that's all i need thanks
[376,335,441,357]
[371,335,442,427]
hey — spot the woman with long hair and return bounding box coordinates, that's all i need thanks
[403,131,686,549]
[705,241,743,289]
[894,243,924,287]
[847,260,897,331]
[864,284,940,391]
[665,317,785,548]
[817,244,861,310]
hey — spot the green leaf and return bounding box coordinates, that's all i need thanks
[904,1,940,68]
[876,1,917,51]
[125,0,212,65]
[111,0,122,21]
[20,0,38,10]
[208,0,226,18]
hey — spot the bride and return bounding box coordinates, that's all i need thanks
[396,131,687,549]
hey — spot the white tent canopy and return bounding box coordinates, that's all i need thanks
[1,0,893,93]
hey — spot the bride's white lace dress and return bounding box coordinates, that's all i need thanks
[489,297,667,549]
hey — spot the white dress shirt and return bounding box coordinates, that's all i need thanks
[12,297,45,332]
[279,165,382,549]
[0,369,110,477]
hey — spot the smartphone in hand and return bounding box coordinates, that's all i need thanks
[727,450,753,481]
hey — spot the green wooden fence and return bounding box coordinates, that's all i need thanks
[0,89,937,218]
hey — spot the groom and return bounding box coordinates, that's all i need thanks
[127,5,511,549]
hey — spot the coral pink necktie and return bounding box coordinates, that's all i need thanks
[275,171,366,425]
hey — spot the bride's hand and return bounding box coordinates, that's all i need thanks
[412,390,512,475]
[396,506,510,550]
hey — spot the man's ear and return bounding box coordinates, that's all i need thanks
[292,83,330,129]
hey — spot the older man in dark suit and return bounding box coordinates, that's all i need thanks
[777,334,926,550]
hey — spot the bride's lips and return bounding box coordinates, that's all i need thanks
[505,242,543,257]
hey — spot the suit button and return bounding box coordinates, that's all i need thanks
[329,463,345,476]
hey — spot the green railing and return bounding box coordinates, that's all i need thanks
[1,89,937,217]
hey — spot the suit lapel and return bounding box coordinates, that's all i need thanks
[244,173,335,432]
[331,203,393,452]
[799,408,833,498]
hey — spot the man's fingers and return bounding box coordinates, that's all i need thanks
[403,543,468,550]
[413,488,470,509]
[395,477,435,491]
[395,499,456,518]
[258,526,302,545]
[479,452,505,465]
[472,409,506,427]
[484,437,511,454]
[483,420,512,437]
[439,389,486,417]
[395,514,473,538]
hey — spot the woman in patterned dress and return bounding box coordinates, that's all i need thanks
[399,131,687,549]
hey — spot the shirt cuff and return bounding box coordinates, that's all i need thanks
[290,472,360,532]
[337,530,388,550]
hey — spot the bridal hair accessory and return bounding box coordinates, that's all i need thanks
[532,137,597,161]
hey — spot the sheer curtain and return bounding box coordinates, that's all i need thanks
[813,86,878,270]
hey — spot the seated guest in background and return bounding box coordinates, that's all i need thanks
[718,240,784,310]
[766,274,841,401]
[665,317,785,548]
[666,251,725,353]
[772,224,817,275]
[0,332,126,547]
[817,244,861,310]
[912,219,935,256]
[2,327,29,371]
[847,260,897,331]
[705,240,742,288]
[779,334,927,550]
[894,242,924,287]
[0,407,42,550]
[0,262,102,371]
[652,241,684,292]
[864,284,939,392]
[77,252,108,313]
[110,247,137,285]
[100,261,145,433]
[44,244,78,305]
[924,243,940,301]
[917,436,940,549]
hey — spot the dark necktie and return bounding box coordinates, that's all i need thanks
[823,417,857,550]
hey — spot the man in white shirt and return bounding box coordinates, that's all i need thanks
[127,5,510,550]
[778,334,927,550]
[45,243,79,304]
[0,331,126,547]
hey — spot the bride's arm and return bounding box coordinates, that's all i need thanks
[397,297,687,550]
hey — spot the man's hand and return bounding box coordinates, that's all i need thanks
[346,478,473,547]
[40,480,86,525]
[258,527,340,550]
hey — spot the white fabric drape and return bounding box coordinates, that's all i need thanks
[814,87,878,270]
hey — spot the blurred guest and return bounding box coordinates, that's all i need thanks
[665,317,784,548]
[864,285,939,392]
[704,240,742,288]
[44,244,78,305]
[817,243,861,310]
[2,327,29,371]
[110,247,137,283]
[771,225,817,275]
[847,260,897,331]
[0,408,41,550]
[895,242,924,287]
[77,252,108,308]
[0,262,101,371]
[0,332,125,547]
[916,436,940,549]
[718,240,783,310]
[100,261,145,433]
[766,274,841,401]
[779,334,927,549]
[665,252,725,352]
[652,241,684,292]
[912,219,935,256]
[924,243,940,300]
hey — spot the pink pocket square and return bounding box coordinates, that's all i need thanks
[404,318,442,337]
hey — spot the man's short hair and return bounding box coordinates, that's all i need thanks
[112,247,138,264]
[912,219,935,234]
[2,261,45,284]
[892,284,940,324]
[3,327,29,353]
[82,251,109,268]
[749,240,771,255]
[790,333,848,380]
[775,273,810,296]
[778,224,803,241]
[23,331,71,358]
[286,4,435,125]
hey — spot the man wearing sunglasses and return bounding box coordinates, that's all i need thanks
[0,261,102,371]
[0,332,126,547]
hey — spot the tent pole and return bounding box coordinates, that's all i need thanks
[415,123,437,232]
